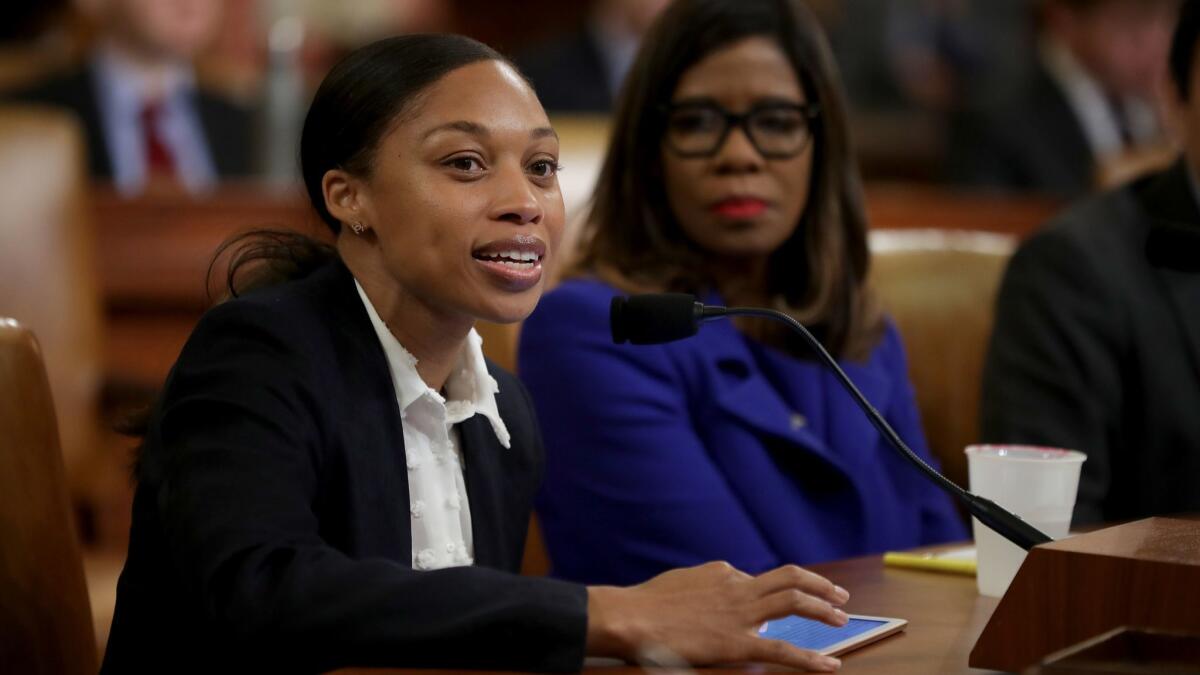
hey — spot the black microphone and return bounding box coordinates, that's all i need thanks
[610,293,1053,551]
[611,293,703,344]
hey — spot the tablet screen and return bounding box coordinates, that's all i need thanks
[759,615,891,651]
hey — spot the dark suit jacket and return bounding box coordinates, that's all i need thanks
[947,58,1094,198]
[6,62,255,178]
[981,160,1200,524]
[514,26,614,113]
[100,260,587,673]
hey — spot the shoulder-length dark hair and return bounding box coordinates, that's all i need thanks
[573,0,881,360]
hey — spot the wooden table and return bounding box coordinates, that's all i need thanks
[801,553,999,674]
[338,551,1003,674]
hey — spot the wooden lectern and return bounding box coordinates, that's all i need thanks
[970,517,1200,671]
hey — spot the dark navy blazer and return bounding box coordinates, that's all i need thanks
[101,260,586,673]
[520,278,966,586]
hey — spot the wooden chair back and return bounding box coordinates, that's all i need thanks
[0,319,97,675]
[869,229,1017,492]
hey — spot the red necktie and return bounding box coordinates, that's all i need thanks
[140,100,176,177]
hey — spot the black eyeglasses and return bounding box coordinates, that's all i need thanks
[662,101,820,160]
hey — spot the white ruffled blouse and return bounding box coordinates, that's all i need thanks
[354,281,511,571]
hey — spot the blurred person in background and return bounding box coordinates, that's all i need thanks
[981,0,1200,526]
[514,0,670,113]
[832,0,990,118]
[821,0,1033,181]
[519,0,965,587]
[7,0,255,195]
[948,0,1180,198]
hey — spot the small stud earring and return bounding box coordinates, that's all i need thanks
[349,221,365,235]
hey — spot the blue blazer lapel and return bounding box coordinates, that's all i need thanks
[703,321,894,477]
[714,370,845,467]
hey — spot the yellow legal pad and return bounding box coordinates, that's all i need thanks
[882,546,977,576]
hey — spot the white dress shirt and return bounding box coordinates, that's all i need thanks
[354,281,511,571]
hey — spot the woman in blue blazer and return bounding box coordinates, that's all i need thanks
[520,0,966,587]
[101,33,853,674]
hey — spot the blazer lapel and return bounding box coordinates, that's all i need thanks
[1034,64,1095,189]
[81,63,116,178]
[317,260,412,563]
[714,369,847,470]
[703,321,893,478]
[459,414,505,568]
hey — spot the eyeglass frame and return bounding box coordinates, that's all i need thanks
[660,100,822,160]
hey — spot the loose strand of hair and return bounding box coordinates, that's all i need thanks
[206,228,338,304]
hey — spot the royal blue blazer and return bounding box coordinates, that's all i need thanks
[519,278,966,586]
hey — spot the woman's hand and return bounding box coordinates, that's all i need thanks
[586,561,851,672]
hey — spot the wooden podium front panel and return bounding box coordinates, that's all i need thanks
[971,517,1200,671]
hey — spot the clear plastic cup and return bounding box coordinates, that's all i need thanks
[964,444,1086,597]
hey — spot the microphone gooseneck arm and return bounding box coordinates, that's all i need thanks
[709,304,1052,551]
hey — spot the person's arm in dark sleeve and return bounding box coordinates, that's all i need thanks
[980,228,1126,524]
[149,302,587,672]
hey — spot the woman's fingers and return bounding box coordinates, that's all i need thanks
[751,588,850,627]
[751,564,850,606]
[589,562,855,671]
[740,636,842,672]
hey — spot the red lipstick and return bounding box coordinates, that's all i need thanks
[711,197,768,219]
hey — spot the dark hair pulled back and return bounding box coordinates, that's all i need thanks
[214,34,505,299]
[300,34,505,233]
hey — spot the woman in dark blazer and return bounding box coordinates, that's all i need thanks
[100,34,852,674]
[519,0,966,587]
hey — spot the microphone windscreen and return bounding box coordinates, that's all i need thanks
[610,293,702,344]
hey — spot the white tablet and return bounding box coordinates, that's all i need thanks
[759,613,908,656]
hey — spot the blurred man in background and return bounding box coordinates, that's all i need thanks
[981,0,1200,525]
[949,0,1179,197]
[826,0,1029,180]
[514,0,670,113]
[7,0,254,195]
